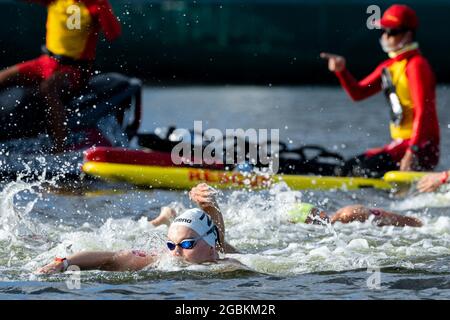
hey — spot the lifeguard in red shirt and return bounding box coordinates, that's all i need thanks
[0,0,121,152]
[321,4,439,177]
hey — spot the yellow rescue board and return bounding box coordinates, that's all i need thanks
[82,162,394,191]
[382,171,431,184]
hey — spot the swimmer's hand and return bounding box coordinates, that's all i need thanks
[189,183,218,210]
[150,207,177,227]
[417,171,448,193]
[190,183,226,251]
[36,260,65,274]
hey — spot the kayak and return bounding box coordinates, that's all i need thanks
[81,147,432,191]
[84,146,225,170]
[82,161,393,191]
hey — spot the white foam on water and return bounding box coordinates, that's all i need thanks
[391,187,450,210]
[1,180,450,278]
[0,180,45,243]
[216,184,450,276]
[0,159,73,273]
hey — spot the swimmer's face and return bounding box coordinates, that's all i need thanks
[167,225,217,264]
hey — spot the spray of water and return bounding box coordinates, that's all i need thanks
[1,166,450,280]
[392,184,450,210]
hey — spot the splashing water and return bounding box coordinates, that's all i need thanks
[391,185,450,210]
[0,174,450,290]
[218,183,450,276]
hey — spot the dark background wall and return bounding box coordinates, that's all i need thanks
[1,0,449,84]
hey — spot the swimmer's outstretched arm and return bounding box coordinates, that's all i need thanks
[189,183,238,254]
[330,205,422,227]
[36,250,156,274]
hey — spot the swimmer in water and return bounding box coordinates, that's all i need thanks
[288,202,422,227]
[37,183,239,274]
[37,184,422,274]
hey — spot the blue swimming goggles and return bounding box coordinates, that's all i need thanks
[166,228,215,251]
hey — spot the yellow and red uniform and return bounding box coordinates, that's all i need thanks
[335,44,440,170]
[17,0,121,87]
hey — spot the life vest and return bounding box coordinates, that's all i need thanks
[382,57,415,140]
[46,0,96,60]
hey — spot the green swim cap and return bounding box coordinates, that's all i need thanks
[288,203,316,223]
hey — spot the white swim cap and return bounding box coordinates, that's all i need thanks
[171,208,218,247]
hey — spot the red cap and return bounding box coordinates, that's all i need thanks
[377,4,418,30]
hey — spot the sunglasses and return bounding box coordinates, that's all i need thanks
[382,28,407,37]
[166,228,215,251]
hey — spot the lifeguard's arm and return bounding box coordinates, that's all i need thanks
[335,64,384,101]
[406,57,438,151]
[189,184,238,253]
[93,0,122,41]
[39,71,69,153]
[0,65,20,89]
[36,250,156,274]
[330,205,422,227]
